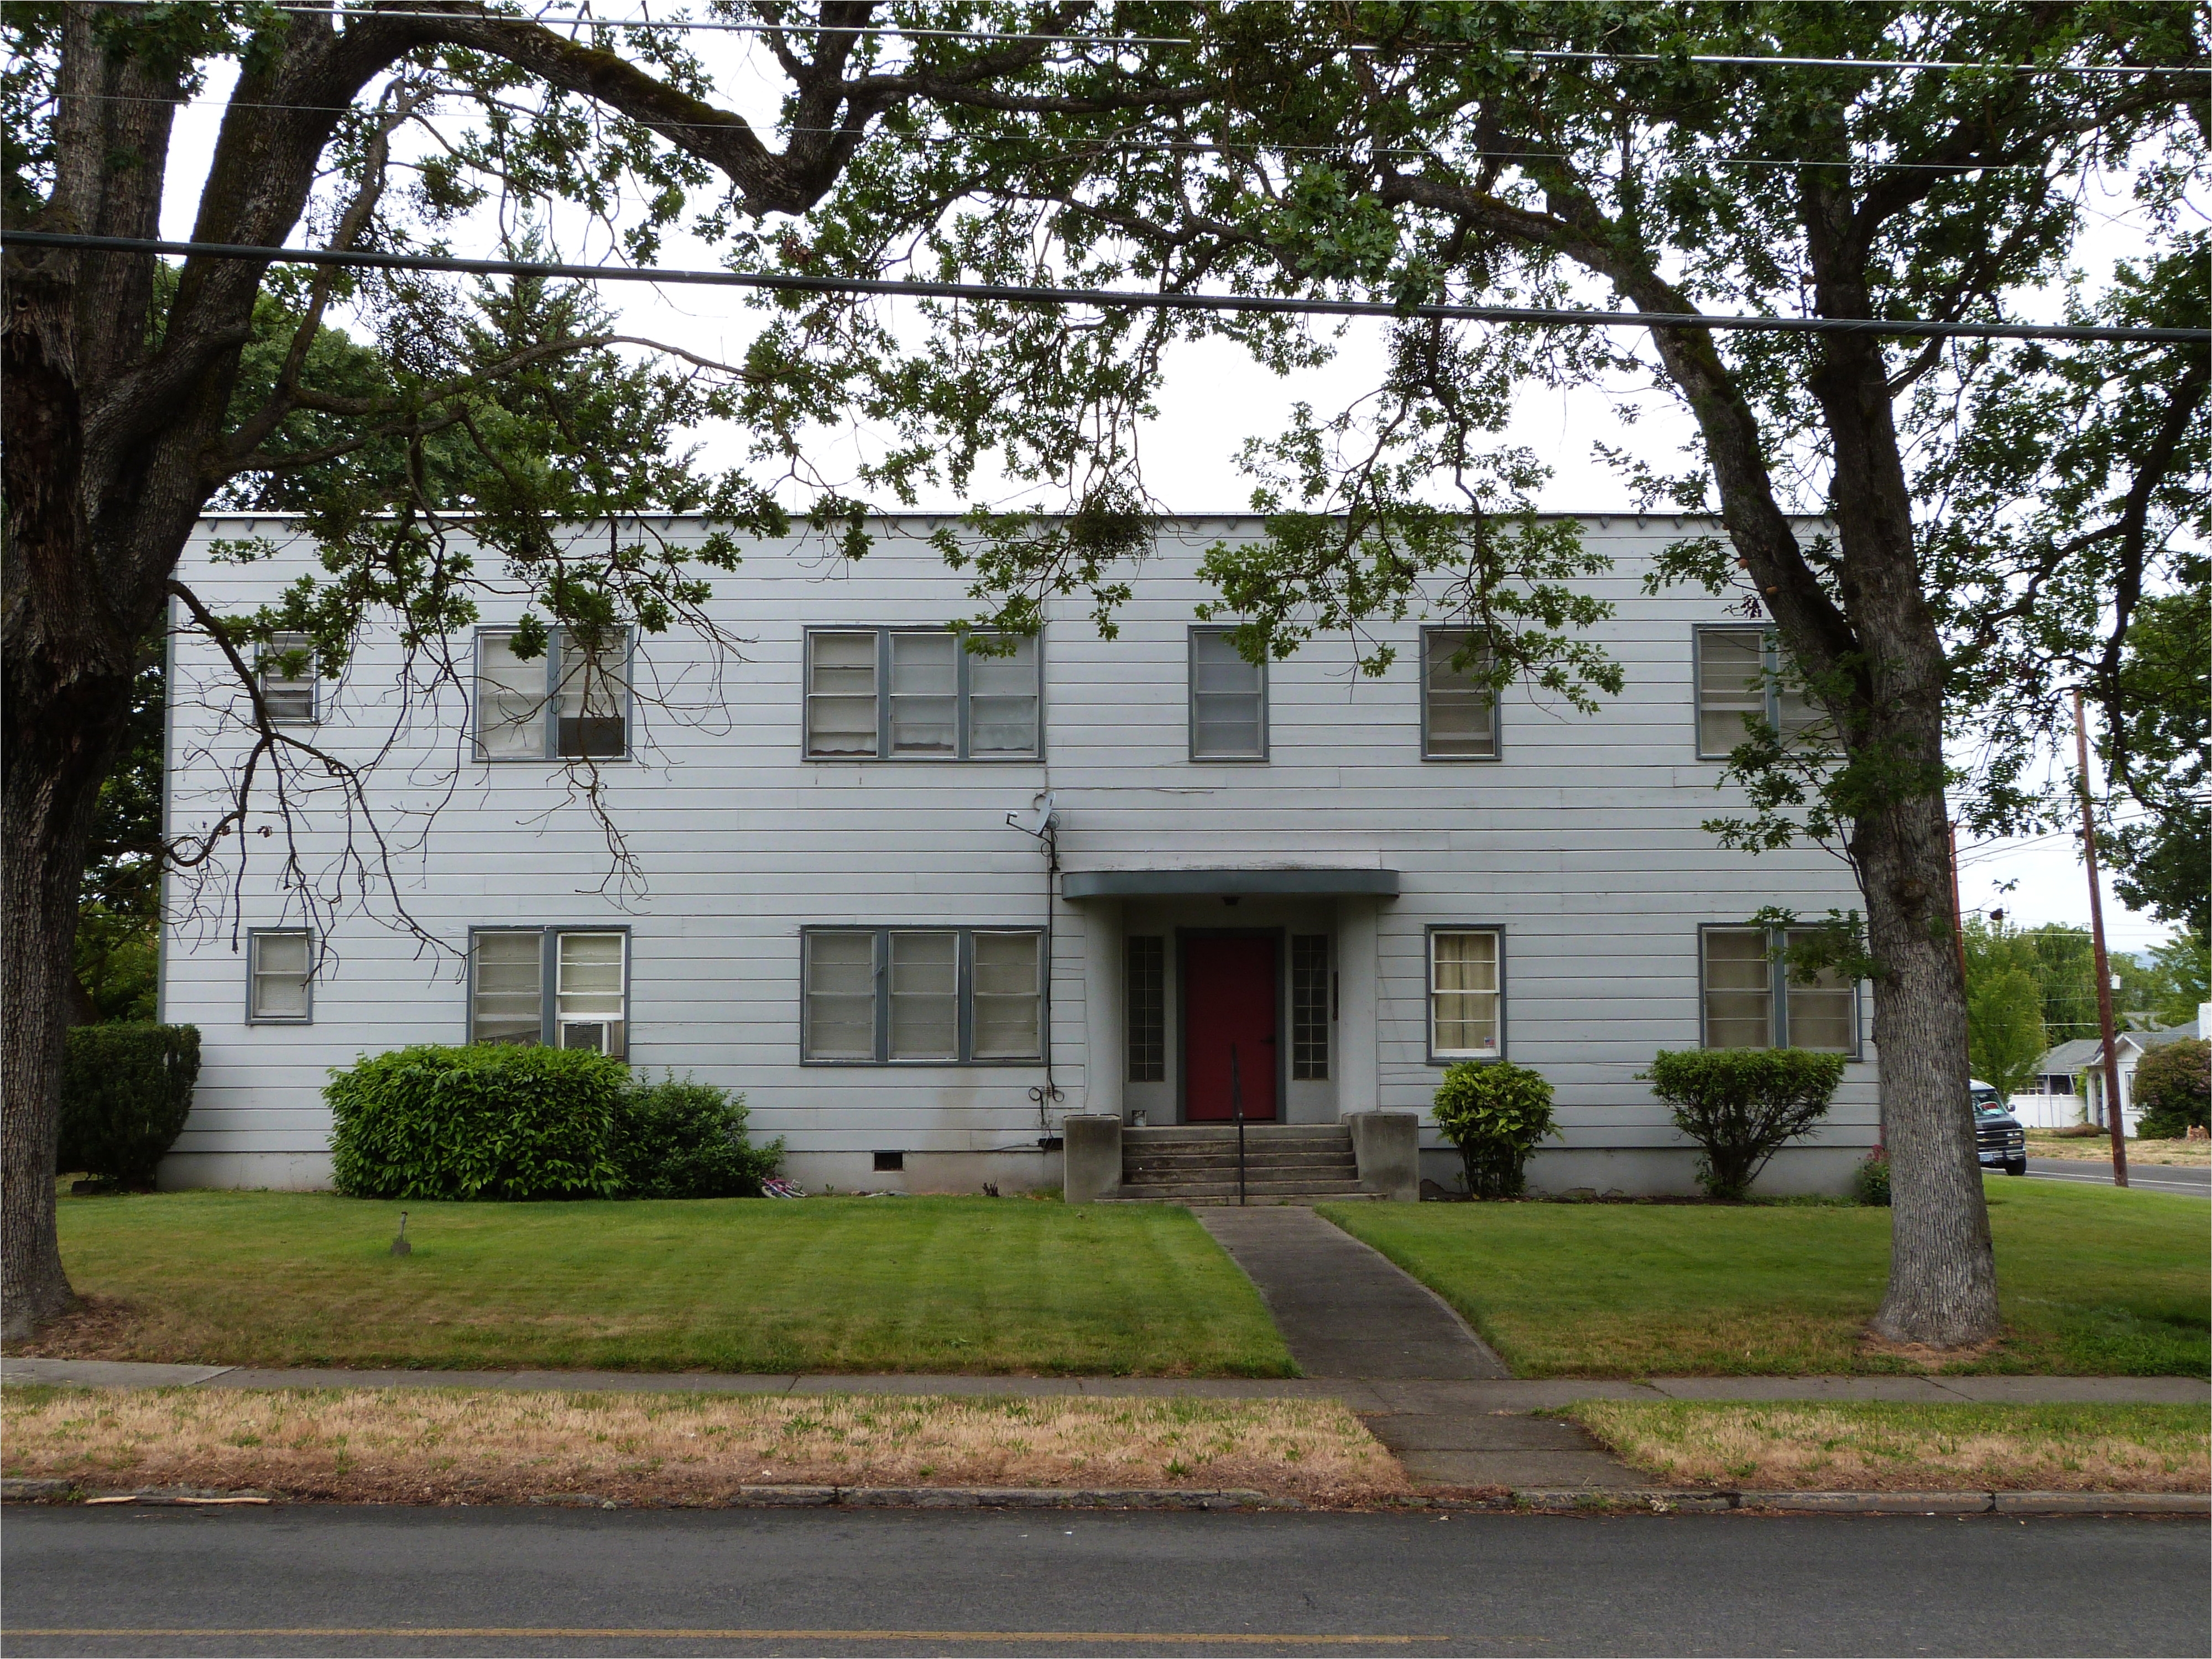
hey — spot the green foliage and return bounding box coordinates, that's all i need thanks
[2132,1040,2210,1140]
[71,644,164,1022]
[1430,1061,1557,1200]
[2118,931,2210,1032]
[326,1045,624,1202]
[1642,1049,1849,1202]
[2100,583,2210,938]
[58,1024,201,1186]
[611,1074,781,1199]
[1968,967,2048,1101]
[1853,1150,1892,1209]
[71,904,158,1025]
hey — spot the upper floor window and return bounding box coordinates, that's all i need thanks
[802,926,1044,1063]
[474,627,632,763]
[1429,928,1502,1061]
[247,927,314,1022]
[470,927,628,1056]
[1701,925,1856,1053]
[1189,628,1266,760]
[804,629,1040,759]
[257,634,317,724]
[1695,627,1824,758]
[1422,629,1498,760]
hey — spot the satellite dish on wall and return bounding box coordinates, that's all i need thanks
[1010,790,1057,839]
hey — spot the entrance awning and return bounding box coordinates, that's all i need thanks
[1060,867,1400,900]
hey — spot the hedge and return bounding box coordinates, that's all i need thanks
[58,1022,201,1187]
[613,1074,782,1198]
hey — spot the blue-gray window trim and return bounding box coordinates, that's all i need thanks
[466,924,633,1047]
[1186,625,1270,761]
[1423,922,1507,1066]
[244,926,315,1025]
[1695,922,1863,1058]
[1418,627,1502,762]
[799,924,1048,1065]
[472,625,635,763]
[801,627,1045,761]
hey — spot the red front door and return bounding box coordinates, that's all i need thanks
[1183,935,1279,1122]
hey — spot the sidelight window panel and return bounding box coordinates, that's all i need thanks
[1291,935,1330,1080]
[1126,936,1166,1083]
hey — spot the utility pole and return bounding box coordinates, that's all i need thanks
[2072,688,2129,1190]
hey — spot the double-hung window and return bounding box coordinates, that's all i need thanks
[257,634,317,724]
[470,927,629,1056]
[247,928,314,1022]
[1695,627,1824,758]
[803,629,1041,759]
[1429,928,1502,1061]
[474,627,632,761]
[802,927,1044,1062]
[1700,926,1856,1053]
[1189,628,1266,759]
[1421,629,1498,759]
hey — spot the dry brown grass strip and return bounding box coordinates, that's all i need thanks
[1564,1400,2210,1493]
[2023,1135,2208,1166]
[1,1387,1408,1506]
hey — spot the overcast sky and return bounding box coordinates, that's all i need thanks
[153,36,2185,956]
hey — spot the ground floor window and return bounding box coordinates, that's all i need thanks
[803,927,1044,1063]
[469,928,628,1056]
[248,928,314,1022]
[1429,928,1501,1060]
[1700,926,1856,1052]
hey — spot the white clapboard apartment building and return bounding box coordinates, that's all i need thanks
[158,513,1880,1196]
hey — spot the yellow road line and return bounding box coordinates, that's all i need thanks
[4,1631,1449,1646]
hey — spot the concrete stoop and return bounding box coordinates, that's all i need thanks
[1112,1125,1373,1204]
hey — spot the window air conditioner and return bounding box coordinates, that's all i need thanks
[560,1020,623,1057]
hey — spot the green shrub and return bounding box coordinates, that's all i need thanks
[612,1074,782,1198]
[1641,1048,1848,1201]
[327,1045,624,1201]
[57,1022,200,1187]
[1431,1061,1558,1199]
[1854,1149,1892,1207]
[2133,1038,2209,1139]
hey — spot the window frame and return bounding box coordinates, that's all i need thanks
[1125,933,1166,1083]
[466,925,633,1052]
[801,627,1044,762]
[1693,624,1829,760]
[256,633,318,726]
[1418,627,1501,762]
[1187,625,1269,762]
[1697,923,1862,1057]
[800,925,1048,1065]
[472,626,635,764]
[1290,933,1331,1081]
[1424,925,1506,1065]
[244,926,315,1025]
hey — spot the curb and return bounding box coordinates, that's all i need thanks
[1,1478,1282,1511]
[1505,1486,2211,1516]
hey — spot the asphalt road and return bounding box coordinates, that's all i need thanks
[2020,1158,2212,1197]
[4,1506,2207,1657]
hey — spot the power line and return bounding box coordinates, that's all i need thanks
[46,1,2212,73]
[8,231,2206,343]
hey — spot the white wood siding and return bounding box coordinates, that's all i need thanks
[160,514,1880,1181]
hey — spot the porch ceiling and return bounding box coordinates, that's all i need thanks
[1059,867,1400,900]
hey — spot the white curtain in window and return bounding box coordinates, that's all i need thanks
[972,931,1041,1058]
[967,637,1040,756]
[1783,930,1855,1051]
[889,633,958,754]
[806,632,878,756]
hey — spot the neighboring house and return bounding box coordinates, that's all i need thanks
[158,513,1881,1196]
[2025,1011,2208,1137]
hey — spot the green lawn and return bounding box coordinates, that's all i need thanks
[1321,1180,2209,1376]
[32,1192,1293,1376]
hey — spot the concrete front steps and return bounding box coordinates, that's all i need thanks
[1109,1124,1380,1205]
